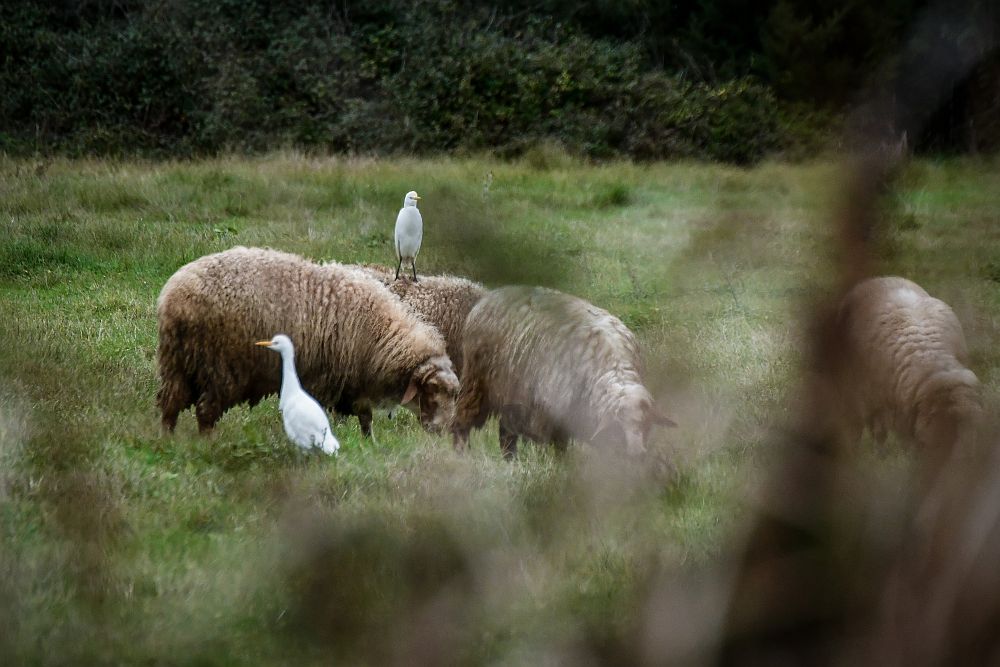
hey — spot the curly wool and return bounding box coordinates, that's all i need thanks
[836,276,981,450]
[357,264,486,372]
[453,285,671,456]
[157,247,455,433]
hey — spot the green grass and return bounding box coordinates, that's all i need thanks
[1,153,999,664]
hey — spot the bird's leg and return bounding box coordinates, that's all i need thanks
[395,258,402,281]
[411,259,418,282]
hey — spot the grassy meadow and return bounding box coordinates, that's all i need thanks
[1,152,999,664]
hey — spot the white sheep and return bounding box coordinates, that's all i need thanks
[451,286,675,458]
[157,246,459,437]
[835,276,982,451]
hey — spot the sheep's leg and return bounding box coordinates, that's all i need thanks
[453,378,486,452]
[357,407,374,438]
[158,383,188,433]
[162,412,179,433]
[498,420,519,460]
[195,396,222,434]
[157,329,193,434]
[411,259,418,282]
[157,366,194,433]
[452,427,471,451]
[395,257,402,281]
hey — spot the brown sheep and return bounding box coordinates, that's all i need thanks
[355,264,486,373]
[156,247,459,437]
[835,276,982,452]
[451,285,675,458]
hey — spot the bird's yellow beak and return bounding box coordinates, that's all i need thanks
[412,194,421,200]
[255,340,272,347]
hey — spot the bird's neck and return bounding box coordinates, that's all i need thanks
[278,350,303,406]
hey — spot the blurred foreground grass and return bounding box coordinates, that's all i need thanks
[1,153,998,664]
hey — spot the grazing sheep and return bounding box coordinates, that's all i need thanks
[157,247,459,437]
[395,190,423,281]
[835,276,981,451]
[357,264,486,373]
[452,286,675,458]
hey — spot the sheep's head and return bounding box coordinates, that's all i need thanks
[591,385,676,455]
[403,356,460,435]
[916,374,983,452]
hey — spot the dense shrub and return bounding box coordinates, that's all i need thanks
[622,74,783,163]
[0,0,806,161]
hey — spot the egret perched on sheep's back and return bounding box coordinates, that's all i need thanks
[255,334,339,455]
[394,190,422,281]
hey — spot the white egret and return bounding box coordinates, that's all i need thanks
[394,190,423,281]
[255,334,339,455]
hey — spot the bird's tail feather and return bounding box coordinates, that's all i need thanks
[322,429,340,455]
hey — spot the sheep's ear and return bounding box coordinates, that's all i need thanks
[650,406,677,428]
[401,378,419,404]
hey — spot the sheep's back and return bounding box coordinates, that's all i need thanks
[842,277,974,426]
[464,286,641,428]
[357,265,485,369]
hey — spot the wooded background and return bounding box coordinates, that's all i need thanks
[3,0,998,161]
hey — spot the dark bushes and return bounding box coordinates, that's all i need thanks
[0,0,798,162]
[623,74,782,163]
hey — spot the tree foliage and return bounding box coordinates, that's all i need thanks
[2,0,993,159]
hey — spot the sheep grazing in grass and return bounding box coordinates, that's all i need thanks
[156,247,459,437]
[357,264,486,373]
[835,276,982,453]
[452,286,675,459]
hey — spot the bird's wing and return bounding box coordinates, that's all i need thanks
[395,209,422,256]
[394,208,406,259]
[282,393,334,450]
[412,209,422,254]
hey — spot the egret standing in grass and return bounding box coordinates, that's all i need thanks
[255,334,339,455]
[394,190,422,281]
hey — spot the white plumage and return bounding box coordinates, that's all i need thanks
[255,334,339,455]
[394,190,423,281]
